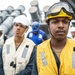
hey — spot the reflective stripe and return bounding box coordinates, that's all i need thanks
[38,34,42,39]
[6,45,10,54]
[72,53,75,68]
[21,45,29,58]
[41,52,48,66]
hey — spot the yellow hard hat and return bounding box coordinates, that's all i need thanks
[46,2,74,22]
[46,10,72,21]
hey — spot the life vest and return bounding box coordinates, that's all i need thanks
[2,36,35,75]
[37,38,75,75]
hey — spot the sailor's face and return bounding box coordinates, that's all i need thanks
[48,17,70,40]
[13,23,26,37]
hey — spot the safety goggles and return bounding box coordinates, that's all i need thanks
[32,25,39,29]
[46,2,74,17]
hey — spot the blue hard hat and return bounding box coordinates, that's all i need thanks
[31,21,40,32]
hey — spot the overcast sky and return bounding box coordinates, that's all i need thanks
[0,0,59,20]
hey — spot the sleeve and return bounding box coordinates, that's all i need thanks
[31,48,38,75]
[0,48,5,75]
[15,46,36,75]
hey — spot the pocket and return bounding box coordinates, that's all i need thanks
[16,59,27,73]
[16,62,23,73]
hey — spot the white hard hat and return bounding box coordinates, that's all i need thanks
[70,27,75,32]
[13,15,30,26]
